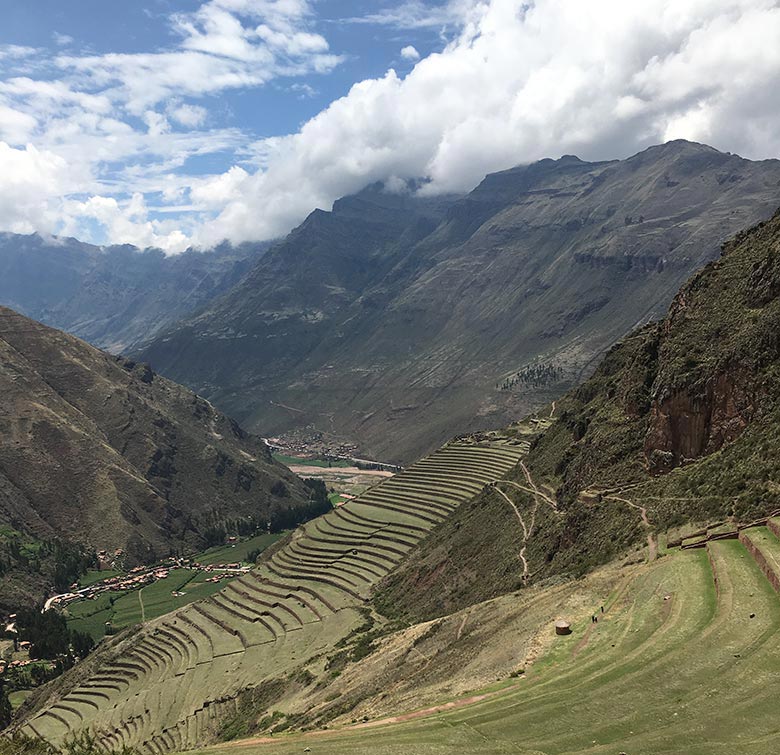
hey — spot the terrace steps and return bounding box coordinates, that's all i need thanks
[20,440,527,753]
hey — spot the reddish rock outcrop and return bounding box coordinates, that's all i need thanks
[644,371,755,474]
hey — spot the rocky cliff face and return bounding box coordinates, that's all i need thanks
[138,141,780,464]
[532,204,780,510]
[643,370,756,473]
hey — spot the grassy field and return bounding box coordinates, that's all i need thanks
[66,535,284,639]
[194,532,284,566]
[273,453,351,468]
[77,568,121,587]
[188,540,780,755]
[8,690,32,710]
[66,569,233,640]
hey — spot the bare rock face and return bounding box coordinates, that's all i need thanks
[644,372,755,473]
[137,141,780,464]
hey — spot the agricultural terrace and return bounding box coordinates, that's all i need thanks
[188,532,780,755]
[19,440,526,754]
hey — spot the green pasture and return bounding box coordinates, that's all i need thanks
[194,532,285,566]
[66,569,235,640]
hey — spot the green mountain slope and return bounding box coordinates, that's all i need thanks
[377,206,780,621]
[138,141,780,464]
[0,307,312,609]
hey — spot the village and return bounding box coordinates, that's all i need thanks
[43,548,252,614]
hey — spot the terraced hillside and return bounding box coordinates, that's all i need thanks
[16,440,526,753]
[186,530,780,755]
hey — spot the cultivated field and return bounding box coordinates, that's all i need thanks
[18,440,526,753]
[187,534,780,755]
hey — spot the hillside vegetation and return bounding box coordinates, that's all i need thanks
[186,537,780,755]
[0,308,313,609]
[13,439,526,752]
[139,141,780,463]
[377,207,780,621]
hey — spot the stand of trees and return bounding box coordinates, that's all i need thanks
[499,362,563,391]
[14,607,94,662]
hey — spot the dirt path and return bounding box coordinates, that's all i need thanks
[488,466,559,584]
[490,484,531,581]
[456,609,471,641]
[137,587,146,623]
[605,493,657,561]
[550,400,556,418]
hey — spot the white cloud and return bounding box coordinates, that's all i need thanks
[0,105,37,144]
[193,0,780,246]
[350,1,478,29]
[400,45,420,61]
[52,32,74,47]
[168,102,208,127]
[63,193,190,253]
[4,0,780,253]
[0,142,83,234]
[55,0,342,115]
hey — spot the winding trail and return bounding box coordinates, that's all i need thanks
[605,493,657,561]
[488,465,560,583]
[137,586,147,623]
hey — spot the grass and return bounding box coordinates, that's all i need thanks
[8,690,32,710]
[186,542,780,755]
[65,569,235,640]
[194,532,285,566]
[21,442,530,751]
[272,453,351,468]
[77,569,121,588]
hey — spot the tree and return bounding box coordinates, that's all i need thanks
[0,682,12,730]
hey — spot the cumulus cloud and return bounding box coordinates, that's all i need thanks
[0,0,342,248]
[193,0,780,246]
[3,0,780,253]
[63,193,191,253]
[400,45,420,61]
[0,142,84,234]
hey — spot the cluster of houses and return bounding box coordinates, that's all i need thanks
[44,555,250,612]
[0,656,53,674]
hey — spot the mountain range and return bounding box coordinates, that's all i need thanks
[0,234,267,353]
[136,141,780,463]
[377,206,780,621]
[2,140,780,469]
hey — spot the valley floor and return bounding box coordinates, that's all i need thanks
[187,538,780,755]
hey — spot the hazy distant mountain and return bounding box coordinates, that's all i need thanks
[136,142,780,464]
[0,234,268,353]
[0,307,313,608]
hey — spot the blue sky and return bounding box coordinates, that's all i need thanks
[1,1,779,252]
[0,1,444,142]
